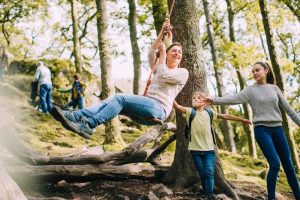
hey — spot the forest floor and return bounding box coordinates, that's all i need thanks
[0,75,297,200]
[23,179,294,200]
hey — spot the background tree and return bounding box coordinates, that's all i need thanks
[0,0,46,47]
[150,0,167,35]
[95,0,124,146]
[202,0,236,153]
[70,0,83,73]
[127,0,142,94]
[162,0,239,198]
[224,0,257,158]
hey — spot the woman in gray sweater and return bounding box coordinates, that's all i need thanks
[200,62,300,200]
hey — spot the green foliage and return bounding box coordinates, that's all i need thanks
[278,0,300,21]
[0,0,47,23]
[219,41,265,70]
[9,59,76,85]
[137,0,159,37]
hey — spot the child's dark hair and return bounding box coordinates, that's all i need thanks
[73,73,81,80]
[254,62,275,84]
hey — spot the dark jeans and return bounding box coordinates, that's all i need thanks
[66,96,84,109]
[40,84,53,113]
[191,151,216,195]
[254,126,300,200]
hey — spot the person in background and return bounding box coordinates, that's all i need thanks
[34,61,52,113]
[31,80,39,109]
[57,73,87,110]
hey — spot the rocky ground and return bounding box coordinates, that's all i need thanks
[23,179,294,200]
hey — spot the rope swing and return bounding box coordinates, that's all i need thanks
[143,0,176,96]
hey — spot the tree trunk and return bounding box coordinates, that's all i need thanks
[7,164,168,184]
[256,21,269,61]
[202,0,236,153]
[225,0,235,42]
[127,0,142,94]
[1,118,175,166]
[163,0,239,198]
[70,0,82,73]
[236,67,257,158]
[0,46,8,73]
[150,0,167,35]
[225,0,257,158]
[1,23,10,47]
[95,0,124,145]
[259,0,300,170]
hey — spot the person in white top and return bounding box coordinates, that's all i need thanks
[34,61,53,113]
[52,18,189,139]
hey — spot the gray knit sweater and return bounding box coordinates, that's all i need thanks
[213,83,300,127]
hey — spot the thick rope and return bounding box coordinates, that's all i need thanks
[143,0,176,97]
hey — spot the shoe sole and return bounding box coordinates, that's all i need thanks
[51,106,91,139]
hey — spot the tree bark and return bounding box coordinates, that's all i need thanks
[1,122,175,166]
[127,0,142,94]
[150,0,167,35]
[225,0,257,158]
[163,0,239,198]
[7,164,168,184]
[0,46,8,73]
[70,0,82,73]
[259,0,300,171]
[95,0,124,145]
[236,67,257,158]
[225,0,235,42]
[256,21,269,61]
[203,0,236,153]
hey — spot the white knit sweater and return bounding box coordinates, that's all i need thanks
[146,48,189,116]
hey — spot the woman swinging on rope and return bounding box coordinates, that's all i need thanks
[52,18,189,139]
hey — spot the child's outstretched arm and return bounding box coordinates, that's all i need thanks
[173,100,187,113]
[217,113,252,126]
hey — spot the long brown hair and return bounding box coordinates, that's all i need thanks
[254,62,275,84]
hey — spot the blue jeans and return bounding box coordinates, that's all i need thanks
[66,96,84,109]
[254,126,300,200]
[191,151,216,195]
[40,84,53,113]
[73,94,167,128]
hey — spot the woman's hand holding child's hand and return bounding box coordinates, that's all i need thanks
[199,95,213,106]
[243,119,252,126]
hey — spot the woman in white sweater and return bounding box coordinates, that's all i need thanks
[53,18,188,139]
[200,62,300,200]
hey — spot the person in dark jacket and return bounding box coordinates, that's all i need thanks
[58,73,87,110]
